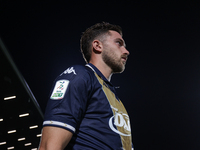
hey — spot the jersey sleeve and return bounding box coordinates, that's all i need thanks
[43,66,90,133]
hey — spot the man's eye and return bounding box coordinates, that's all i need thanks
[116,41,121,45]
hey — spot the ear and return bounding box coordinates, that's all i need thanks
[92,40,103,53]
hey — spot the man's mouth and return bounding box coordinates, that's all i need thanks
[121,56,127,61]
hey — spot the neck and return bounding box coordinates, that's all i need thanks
[89,60,112,81]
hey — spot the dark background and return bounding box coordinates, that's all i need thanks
[1,1,200,149]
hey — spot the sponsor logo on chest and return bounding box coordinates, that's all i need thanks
[109,105,131,136]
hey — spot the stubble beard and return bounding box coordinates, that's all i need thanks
[102,48,126,73]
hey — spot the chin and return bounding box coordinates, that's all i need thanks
[113,65,125,74]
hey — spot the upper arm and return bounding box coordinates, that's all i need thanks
[40,66,90,150]
[44,72,89,130]
[39,126,73,150]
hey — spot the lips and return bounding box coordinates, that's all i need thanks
[121,55,128,61]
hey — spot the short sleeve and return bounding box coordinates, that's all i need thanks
[43,68,90,133]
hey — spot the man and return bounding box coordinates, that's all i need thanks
[39,22,133,150]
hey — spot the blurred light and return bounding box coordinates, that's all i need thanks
[37,134,42,137]
[31,148,38,150]
[0,142,6,145]
[8,130,16,134]
[7,146,14,150]
[29,125,38,129]
[25,143,32,146]
[0,118,3,122]
[18,137,25,141]
[4,96,16,100]
[19,113,29,117]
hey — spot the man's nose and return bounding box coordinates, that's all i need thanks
[123,47,130,56]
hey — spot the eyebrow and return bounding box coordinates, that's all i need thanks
[116,38,126,48]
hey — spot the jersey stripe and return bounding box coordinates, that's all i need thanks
[94,73,132,150]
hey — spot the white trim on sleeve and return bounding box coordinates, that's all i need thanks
[43,120,76,132]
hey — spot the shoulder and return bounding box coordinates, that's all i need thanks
[50,65,94,99]
[56,65,94,82]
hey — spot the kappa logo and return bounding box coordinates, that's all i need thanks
[61,67,76,76]
[109,107,131,136]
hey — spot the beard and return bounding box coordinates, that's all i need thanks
[102,49,126,73]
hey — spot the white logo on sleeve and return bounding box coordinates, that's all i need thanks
[50,80,69,100]
[60,67,76,76]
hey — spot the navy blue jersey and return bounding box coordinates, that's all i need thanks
[43,63,133,150]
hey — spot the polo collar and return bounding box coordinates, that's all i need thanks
[86,63,113,87]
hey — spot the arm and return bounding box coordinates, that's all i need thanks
[38,126,73,150]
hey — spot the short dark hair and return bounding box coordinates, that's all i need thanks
[80,22,122,63]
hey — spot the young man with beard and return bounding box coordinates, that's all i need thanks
[39,22,133,150]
